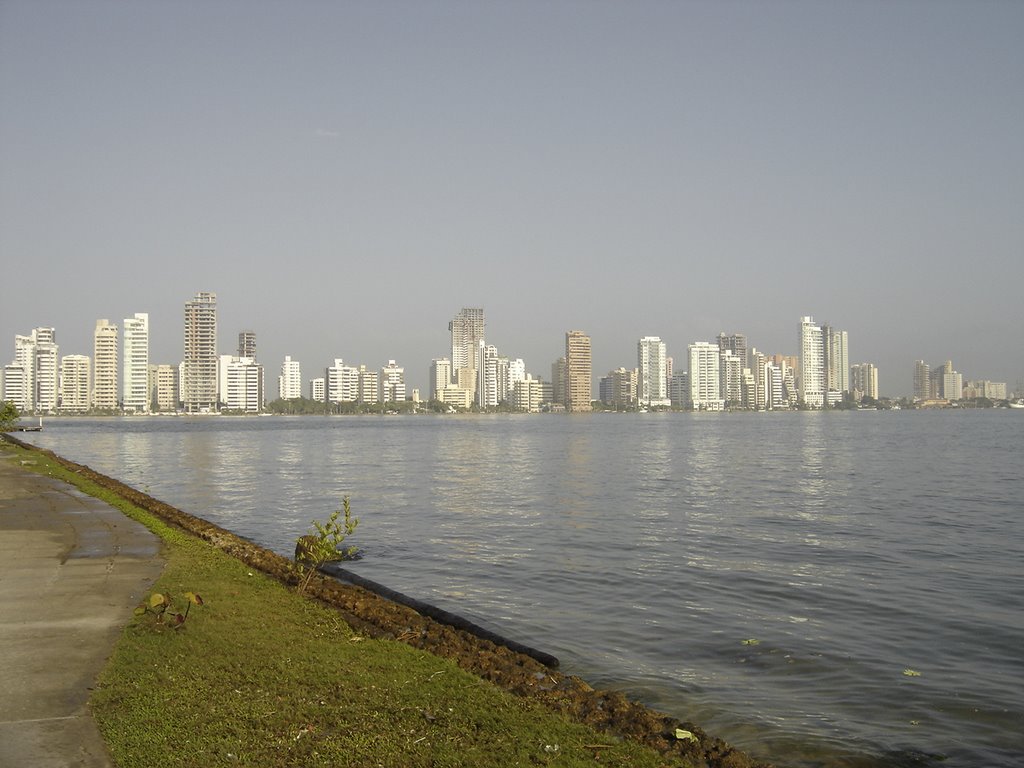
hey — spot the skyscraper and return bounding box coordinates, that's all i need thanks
[717,332,749,371]
[59,354,91,414]
[449,308,485,392]
[823,323,849,395]
[93,319,118,411]
[182,292,218,413]
[238,330,257,360]
[564,330,592,412]
[913,360,930,401]
[32,328,59,413]
[123,313,150,413]
[688,341,723,410]
[637,336,670,407]
[798,316,825,408]
[429,358,452,401]
[279,356,302,400]
[850,362,879,401]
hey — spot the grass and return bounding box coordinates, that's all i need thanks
[4,440,677,768]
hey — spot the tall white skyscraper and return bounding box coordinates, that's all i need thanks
[35,328,59,413]
[93,319,118,411]
[429,358,452,401]
[688,341,723,410]
[799,316,825,408]
[381,360,406,403]
[183,292,218,413]
[279,356,302,400]
[9,334,36,412]
[5,328,57,412]
[637,336,670,407]
[220,356,264,413]
[123,313,150,413]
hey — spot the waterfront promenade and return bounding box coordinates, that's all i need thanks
[0,452,164,768]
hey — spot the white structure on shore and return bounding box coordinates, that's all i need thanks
[799,316,825,408]
[93,319,118,411]
[637,336,671,408]
[122,313,150,413]
[279,356,302,400]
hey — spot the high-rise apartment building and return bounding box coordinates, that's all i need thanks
[310,377,325,402]
[153,364,179,411]
[564,331,592,412]
[221,356,264,413]
[358,365,379,404]
[93,319,118,411]
[688,341,723,410]
[798,316,825,408]
[326,360,359,403]
[601,367,637,410]
[717,333,749,371]
[279,356,302,400]
[477,343,502,408]
[719,349,742,405]
[429,358,452,401]
[823,324,849,395]
[9,334,36,411]
[238,330,257,360]
[381,360,405,403]
[637,336,670,407]
[36,328,59,413]
[123,313,150,413]
[183,292,218,413]
[10,328,59,413]
[913,360,930,401]
[2,363,29,411]
[59,355,91,414]
[850,363,879,401]
[449,308,485,394]
[551,357,566,406]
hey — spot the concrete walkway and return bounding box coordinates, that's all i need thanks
[0,448,164,768]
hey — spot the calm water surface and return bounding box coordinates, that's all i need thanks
[19,411,1024,767]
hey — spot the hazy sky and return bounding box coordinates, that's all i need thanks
[2,0,1022,397]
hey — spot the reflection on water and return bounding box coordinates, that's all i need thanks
[19,413,1024,768]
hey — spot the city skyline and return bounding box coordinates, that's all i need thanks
[2,3,1021,395]
[2,296,1018,410]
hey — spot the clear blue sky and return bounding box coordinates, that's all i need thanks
[2,0,1022,397]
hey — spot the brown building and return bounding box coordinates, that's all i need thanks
[564,330,592,412]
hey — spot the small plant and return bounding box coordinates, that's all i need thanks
[134,590,204,628]
[294,496,359,595]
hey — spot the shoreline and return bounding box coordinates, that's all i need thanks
[3,432,770,768]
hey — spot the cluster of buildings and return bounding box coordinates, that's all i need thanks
[2,296,1010,416]
[911,359,1007,404]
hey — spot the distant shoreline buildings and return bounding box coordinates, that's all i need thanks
[1,295,1015,415]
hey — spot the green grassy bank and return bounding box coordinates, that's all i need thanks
[4,439,679,768]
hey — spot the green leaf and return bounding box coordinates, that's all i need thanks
[150,593,167,608]
[674,728,698,742]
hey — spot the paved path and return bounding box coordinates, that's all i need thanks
[0,447,164,768]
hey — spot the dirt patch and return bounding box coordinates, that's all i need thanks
[20,440,771,768]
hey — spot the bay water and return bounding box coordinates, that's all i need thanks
[17,411,1023,766]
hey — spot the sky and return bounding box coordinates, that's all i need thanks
[2,0,1022,398]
